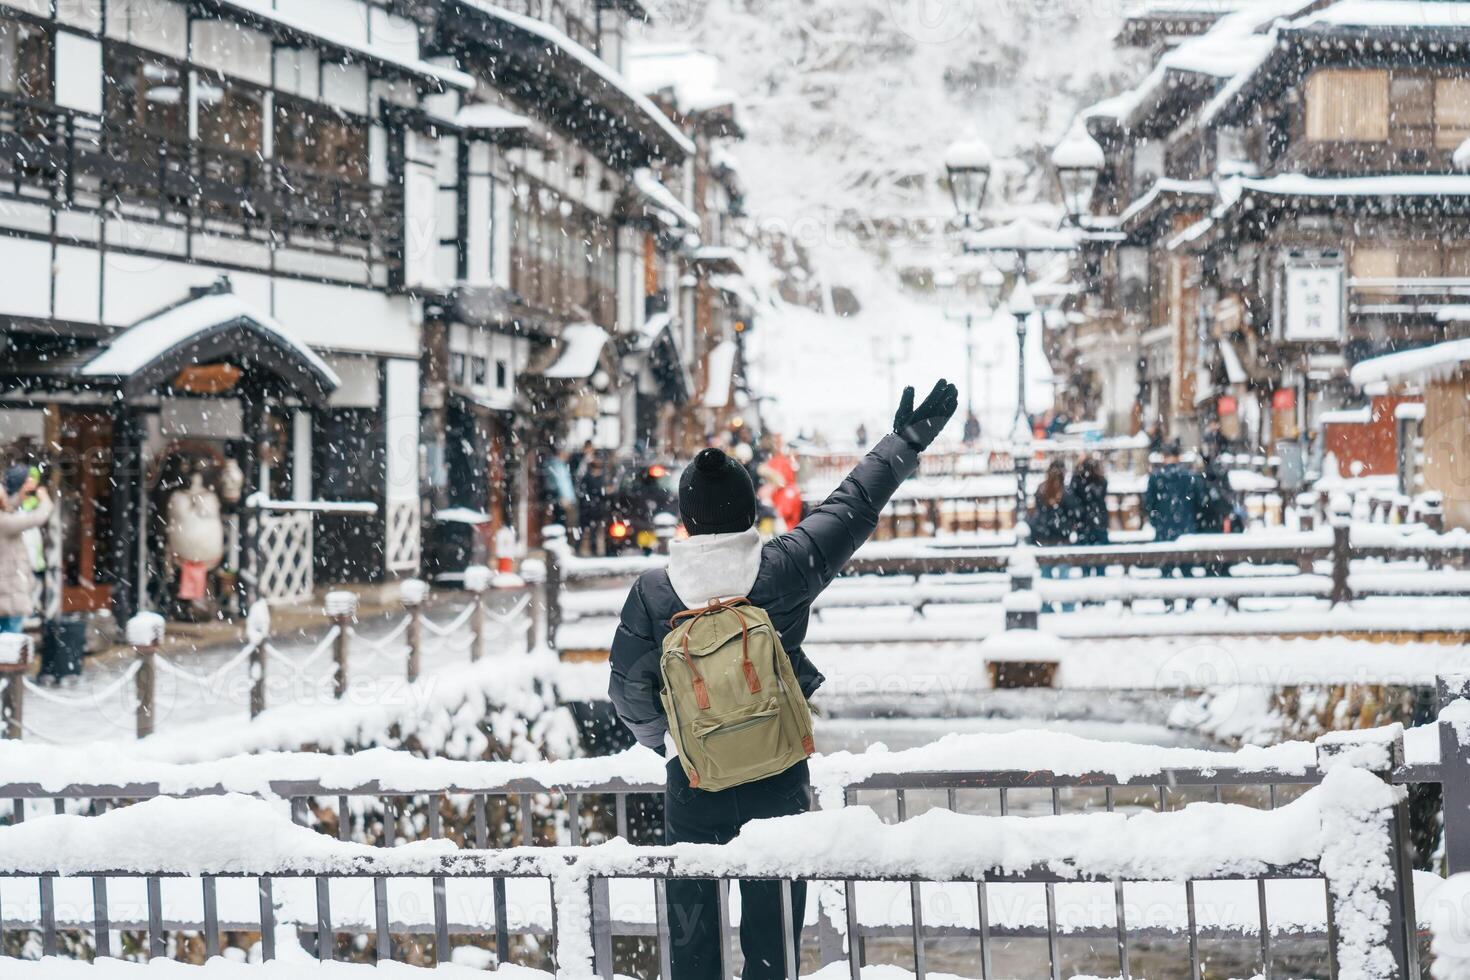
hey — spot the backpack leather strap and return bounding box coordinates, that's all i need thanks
[669,598,763,709]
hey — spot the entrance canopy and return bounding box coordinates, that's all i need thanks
[81,283,340,408]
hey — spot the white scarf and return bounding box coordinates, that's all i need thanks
[665,527,763,607]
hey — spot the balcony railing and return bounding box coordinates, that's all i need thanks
[1350,276,1470,316]
[0,92,402,276]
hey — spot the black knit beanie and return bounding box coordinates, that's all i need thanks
[679,448,757,536]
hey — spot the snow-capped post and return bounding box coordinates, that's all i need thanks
[1438,675,1470,875]
[245,601,271,717]
[1328,493,1354,606]
[1295,491,1318,532]
[127,612,165,739]
[542,525,568,652]
[324,592,357,699]
[1314,728,1416,980]
[462,565,492,662]
[521,557,548,654]
[980,525,1061,688]
[400,578,430,683]
[653,512,678,555]
[1005,526,1039,631]
[0,632,32,739]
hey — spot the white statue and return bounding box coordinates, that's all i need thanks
[167,472,225,568]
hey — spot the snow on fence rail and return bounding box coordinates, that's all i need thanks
[0,570,542,744]
[543,524,1470,648]
[2,691,1469,976]
[0,732,1425,980]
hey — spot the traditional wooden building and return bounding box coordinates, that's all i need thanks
[0,0,470,622]
[1055,0,1470,467]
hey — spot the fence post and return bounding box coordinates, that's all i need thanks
[401,579,429,683]
[245,601,271,718]
[324,592,357,699]
[0,634,31,739]
[542,527,566,653]
[127,613,164,739]
[1295,491,1317,532]
[463,566,491,662]
[1328,494,1353,606]
[1439,674,1470,875]
[1004,544,1039,631]
[1316,729,1416,980]
[521,557,548,653]
[1417,491,1445,535]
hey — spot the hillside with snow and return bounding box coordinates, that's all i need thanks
[631,1,1139,439]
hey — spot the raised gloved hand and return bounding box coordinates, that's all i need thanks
[893,379,959,451]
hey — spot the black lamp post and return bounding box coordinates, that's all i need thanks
[944,138,992,230]
[1051,127,1105,227]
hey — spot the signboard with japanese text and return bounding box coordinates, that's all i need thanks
[1282,260,1345,343]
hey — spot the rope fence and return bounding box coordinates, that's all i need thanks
[0,564,546,743]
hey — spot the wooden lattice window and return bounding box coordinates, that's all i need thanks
[1435,78,1470,150]
[1306,69,1389,142]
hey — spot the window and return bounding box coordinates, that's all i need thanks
[105,46,187,139]
[195,72,265,154]
[450,352,467,386]
[1306,69,1389,142]
[1435,78,1470,150]
[274,95,369,181]
[495,359,508,390]
[471,356,488,387]
[0,15,52,101]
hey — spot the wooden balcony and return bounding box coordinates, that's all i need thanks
[0,92,403,279]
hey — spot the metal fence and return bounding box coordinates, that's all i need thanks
[1,680,1466,978]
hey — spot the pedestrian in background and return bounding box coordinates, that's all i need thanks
[1070,455,1110,574]
[0,465,51,634]
[1145,441,1202,586]
[1030,459,1077,612]
[1196,456,1239,577]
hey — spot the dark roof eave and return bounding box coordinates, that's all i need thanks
[434,6,689,169]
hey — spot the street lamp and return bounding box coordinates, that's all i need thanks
[980,265,1005,310]
[1050,127,1105,226]
[944,138,993,229]
[935,266,990,439]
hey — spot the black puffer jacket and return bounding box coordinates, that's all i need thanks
[608,434,920,751]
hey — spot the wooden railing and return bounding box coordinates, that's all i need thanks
[0,92,403,274]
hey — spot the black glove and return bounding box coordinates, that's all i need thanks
[893,379,959,451]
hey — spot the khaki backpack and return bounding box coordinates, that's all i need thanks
[659,598,815,793]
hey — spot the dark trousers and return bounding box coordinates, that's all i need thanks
[664,758,810,980]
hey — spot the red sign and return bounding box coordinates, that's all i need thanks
[1217,395,1238,416]
[1272,389,1296,411]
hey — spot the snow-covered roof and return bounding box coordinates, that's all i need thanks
[83,290,340,389]
[702,340,739,409]
[204,0,473,91]
[542,323,612,380]
[454,0,695,157]
[1093,1,1309,128]
[1293,0,1470,29]
[632,168,701,231]
[961,219,1078,253]
[640,311,674,343]
[1229,172,1470,199]
[1351,340,1470,388]
[625,44,739,115]
[1118,178,1215,226]
[452,103,533,131]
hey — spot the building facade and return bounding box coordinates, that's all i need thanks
[1053,0,1470,473]
[0,0,753,626]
